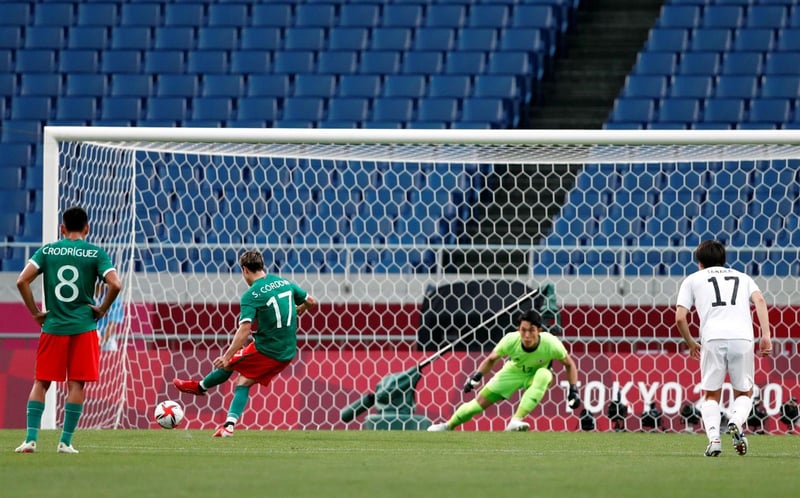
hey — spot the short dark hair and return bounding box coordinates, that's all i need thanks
[695,240,726,268]
[239,250,265,272]
[517,309,542,328]
[62,206,88,232]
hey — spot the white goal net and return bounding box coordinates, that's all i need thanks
[44,127,800,433]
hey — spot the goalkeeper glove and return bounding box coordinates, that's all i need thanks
[463,372,483,393]
[567,384,581,409]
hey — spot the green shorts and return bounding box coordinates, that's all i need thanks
[481,364,552,400]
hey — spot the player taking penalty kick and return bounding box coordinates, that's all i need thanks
[428,310,581,432]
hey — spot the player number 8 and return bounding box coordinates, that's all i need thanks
[55,265,80,303]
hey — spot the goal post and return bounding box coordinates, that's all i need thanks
[42,127,800,432]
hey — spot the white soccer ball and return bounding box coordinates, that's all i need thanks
[154,400,184,429]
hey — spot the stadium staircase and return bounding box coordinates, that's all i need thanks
[525,0,665,129]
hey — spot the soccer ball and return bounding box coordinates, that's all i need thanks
[154,400,184,429]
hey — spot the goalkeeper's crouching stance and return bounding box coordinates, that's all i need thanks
[428,310,581,432]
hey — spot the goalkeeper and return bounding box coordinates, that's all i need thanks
[427,310,581,432]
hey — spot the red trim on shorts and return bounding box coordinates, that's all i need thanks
[35,331,100,382]
[229,342,291,386]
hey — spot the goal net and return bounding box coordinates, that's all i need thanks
[44,127,800,433]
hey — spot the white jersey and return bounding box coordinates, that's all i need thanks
[676,266,760,342]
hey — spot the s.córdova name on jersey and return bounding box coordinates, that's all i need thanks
[251,279,292,298]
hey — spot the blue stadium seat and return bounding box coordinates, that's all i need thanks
[457,28,498,51]
[11,96,51,121]
[414,28,456,51]
[282,98,325,122]
[720,52,762,75]
[359,51,401,74]
[154,27,196,50]
[251,4,293,27]
[428,74,471,98]
[777,28,800,51]
[1,119,42,144]
[444,51,486,74]
[383,74,426,98]
[765,52,800,75]
[701,6,743,28]
[702,98,745,125]
[461,98,508,126]
[634,53,677,75]
[202,75,243,98]
[59,49,99,74]
[487,51,531,76]
[144,51,184,74]
[111,26,151,50]
[609,98,655,123]
[417,98,459,123]
[294,74,337,98]
[0,27,21,50]
[328,28,369,50]
[372,98,414,122]
[235,97,278,123]
[426,4,467,28]
[760,75,800,99]
[468,4,510,28]
[20,74,61,97]
[669,75,713,98]
[645,28,689,52]
[473,75,518,100]
[208,4,248,27]
[67,26,108,50]
[77,2,119,27]
[622,75,668,98]
[1,3,30,26]
[101,50,142,74]
[745,5,787,28]
[339,4,380,28]
[0,74,15,98]
[401,51,444,74]
[382,5,423,28]
[285,27,326,51]
[747,98,791,125]
[120,3,161,27]
[327,97,370,122]
[733,28,775,52]
[317,51,358,75]
[198,27,238,51]
[145,97,187,122]
[295,4,335,27]
[657,98,700,125]
[689,28,732,52]
[55,96,96,122]
[239,27,282,51]
[231,51,272,74]
[66,74,106,97]
[338,74,382,98]
[22,26,63,50]
[109,74,150,98]
[657,5,701,29]
[274,51,315,74]
[679,52,720,75]
[16,50,56,73]
[714,75,758,98]
[156,74,198,97]
[164,4,204,26]
[100,96,142,122]
[246,74,290,97]
[0,143,30,168]
[187,51,228,74]
[34,3,73,26]
[371,27,412,50]
[191,97,232,122]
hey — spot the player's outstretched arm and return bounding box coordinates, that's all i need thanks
[463,351,500,393]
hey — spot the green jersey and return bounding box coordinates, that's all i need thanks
[30,238,115,335]
[493,331,568,374]
[240,274,309,362]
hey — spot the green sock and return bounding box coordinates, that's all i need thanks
[514,368,553,419]
[25,400,45,443]
[60,402,83,446]
[448,400,484,429]
[226,385,251,424]
[202,368,233,390]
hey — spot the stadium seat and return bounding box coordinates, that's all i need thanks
[402,51,444,74]
[428,74,471,99]
[657,5,701,29]
[339,4,380,28]
[414,28,456,51]
[417,98,459,123]
[120,3,161,27]
[0,27,21,50]
[328,28,369,51]
[714,75,758,99]
[1,119,42,144]
[701,6,744,28]
[282,98,325,122]
[55,97,96,122]
[745,5,787,28]
[461,98,508,126]
[468,4,510,28]
[34,2,73,26]
[20,74,61,97]
[444,51,486,75]
[164,4,204,26]
[16,50,57,73]
[318,51,358,75]
[382,5,423,28]
[689,28,732,52]
[240,27,282,51]
[144,51,184,74]
[111,26,152,50]
[208,4,248,27]
[145,97,187,122]
[383,75,426,98]
[338,74,382,98]
[201,75,243,98]
[609,98,655,123]
[67,26,108,50]
[678,52,720,75]
[645,28,689,52]
[156,74,198,98]
[294,74,337,98]
[111,74,153,97]
[372,98,414,122]
[59,49,98,74]
[235,97,278,123]
[251,4,293,27]
[474,75,518,101]
[198,27,239,51]
[154,27,196,51]
[633,52,676,75]
[657,98,700,125]
[621,75,668,98]
[720,52,763,75]
[187,51,229,74]
[191,97,232,122]
[747,99,791,124]
[359,51,401,74]
[11,96,51,121]
[371,28,413,50]
[231,51,272,74]
[669,75,713,98]
[274,51,315,74]
[285,27,327,51]
[327,97,370,122]
[702,98,745,125]
[777,28,800,51]
[295,4,336,27]
[733,28,775,52]
[1,3,30,26]
[457,28,498,51]
[764,52,800,75]
[100,50,143,74]
[100,96,142,121]
[760,75,800,98]
[246,74,290,97]
[65,74,105,97]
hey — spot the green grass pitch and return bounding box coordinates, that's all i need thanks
[1,429,798,498]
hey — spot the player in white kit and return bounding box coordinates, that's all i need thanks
[675,240,772,457]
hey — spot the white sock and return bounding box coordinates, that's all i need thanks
[730,395,753,431]
[701,400,721,442]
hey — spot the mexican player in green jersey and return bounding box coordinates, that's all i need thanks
[173,249,316,437]
[428,309,581,432]
[15,206,122,454]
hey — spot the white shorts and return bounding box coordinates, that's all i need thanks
[700,339,754,392]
